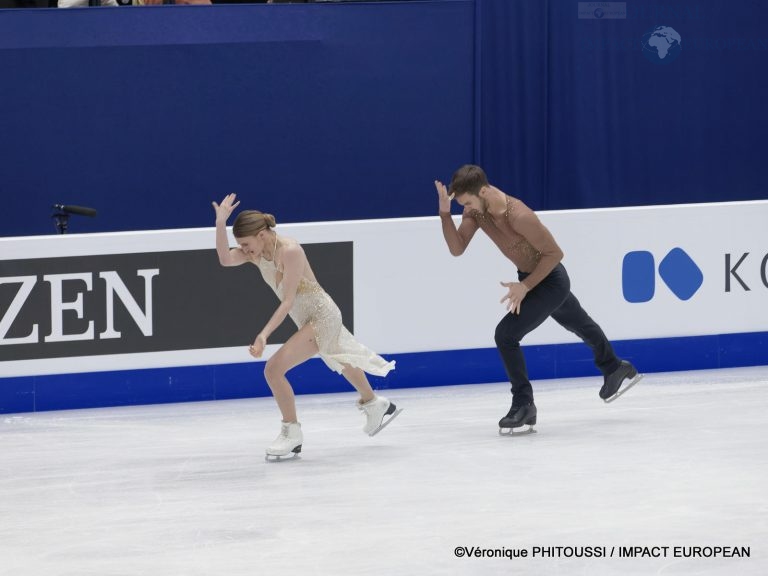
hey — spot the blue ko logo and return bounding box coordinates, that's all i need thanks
[622,248,703,302]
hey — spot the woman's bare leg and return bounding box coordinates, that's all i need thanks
[263,323,319,422]
[341,365,375,403]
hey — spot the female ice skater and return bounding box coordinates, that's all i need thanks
[213,194,400,460]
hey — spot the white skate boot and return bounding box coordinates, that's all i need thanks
[358,395,402,437]
[265,421,302,462]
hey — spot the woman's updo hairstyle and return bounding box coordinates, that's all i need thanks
[232,210,277,238]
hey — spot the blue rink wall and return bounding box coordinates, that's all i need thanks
[2,333,768,414]
[1,202,767,414]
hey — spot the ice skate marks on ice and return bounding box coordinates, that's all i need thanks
[603,373,643,404]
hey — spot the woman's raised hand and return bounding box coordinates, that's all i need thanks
[212,193,241,224]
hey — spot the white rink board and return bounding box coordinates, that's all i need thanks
[1,200,766,377]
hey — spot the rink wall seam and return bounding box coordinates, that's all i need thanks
[2,331,766,414]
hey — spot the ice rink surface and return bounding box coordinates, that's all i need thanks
[2,366,767,576]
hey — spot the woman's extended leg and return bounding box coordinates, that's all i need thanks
[340,365,375,403]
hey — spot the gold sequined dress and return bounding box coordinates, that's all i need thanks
[256,257,395,376]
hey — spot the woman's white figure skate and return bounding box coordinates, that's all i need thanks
[358,395,402,436]
[265,422,303,462]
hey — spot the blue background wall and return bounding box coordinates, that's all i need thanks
[478,0,768,210]
[0,1,475,236]
[1,0,766,237]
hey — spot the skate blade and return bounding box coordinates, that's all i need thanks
[368,408,403,437]
[265,445,302,462]
[265,452,301,463]
[499,424,537,437]
[603,373,643,404]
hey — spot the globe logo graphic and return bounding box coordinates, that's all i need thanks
[641,25,682,64]
[594,8,604,18]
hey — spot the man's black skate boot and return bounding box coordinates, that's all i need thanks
[498,402,537,432]
[600,360,641,402]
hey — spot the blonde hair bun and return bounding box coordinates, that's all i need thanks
[232,210,277,238]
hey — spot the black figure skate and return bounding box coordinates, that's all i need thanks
[600,361,643,403]
[498,402,537,436]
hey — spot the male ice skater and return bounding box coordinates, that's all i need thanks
[436,164,641,433]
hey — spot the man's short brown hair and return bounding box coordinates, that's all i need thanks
[448,164,489,197]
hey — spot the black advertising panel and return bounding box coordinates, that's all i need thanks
[0,243,353,362]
